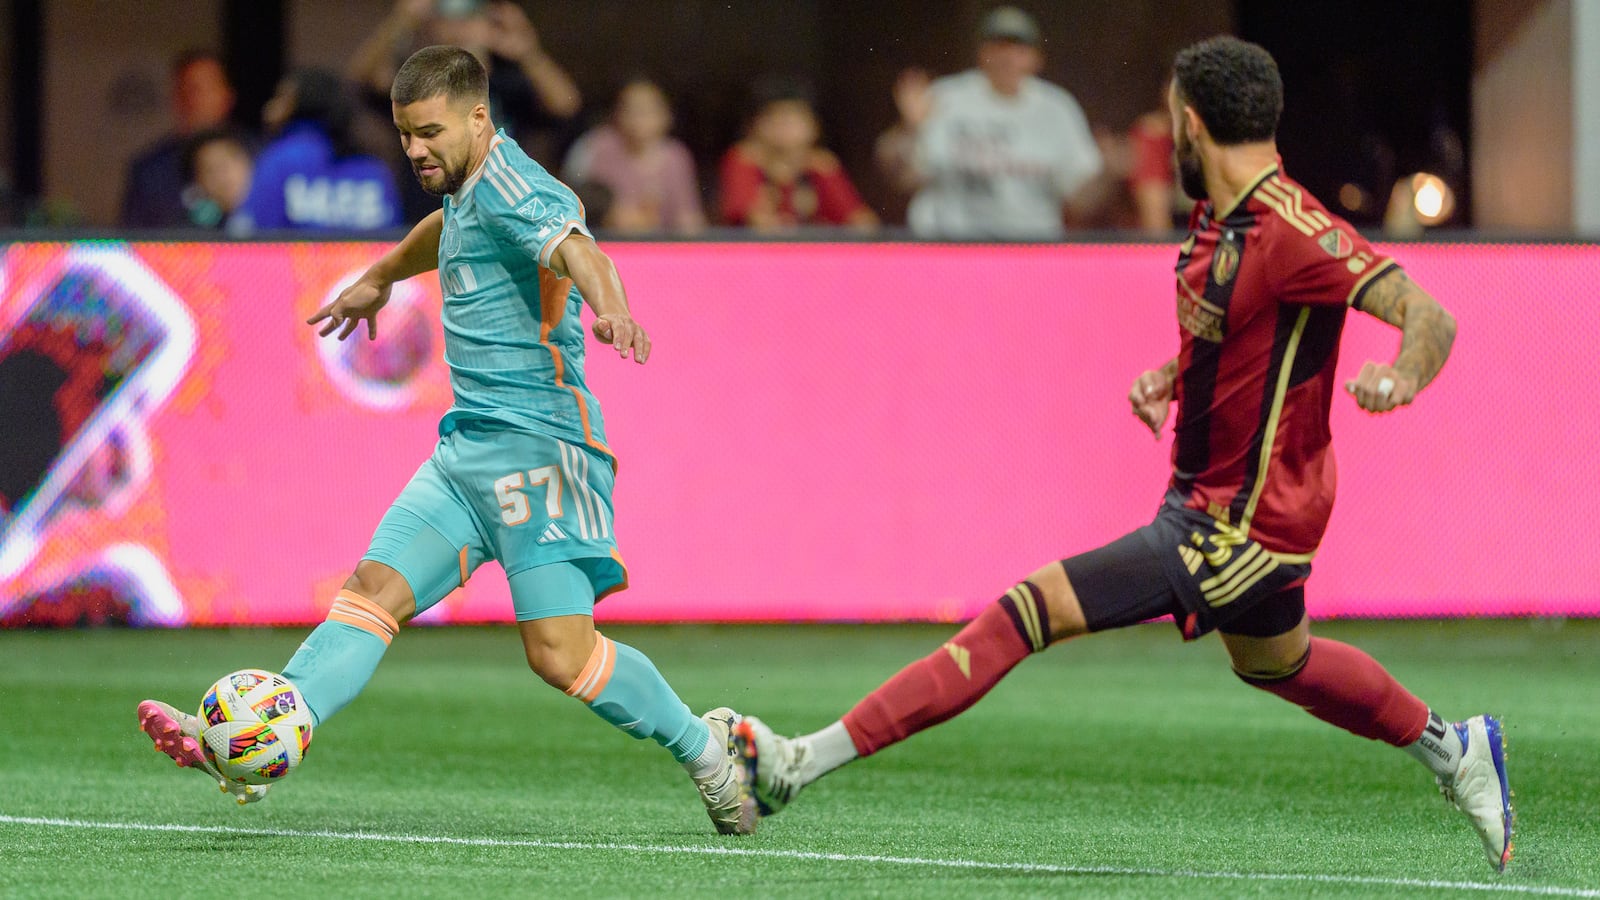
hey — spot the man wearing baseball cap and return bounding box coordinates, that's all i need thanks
[879,6,1104,239]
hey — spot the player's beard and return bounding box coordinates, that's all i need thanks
[416,155,470,197]
[1174,132,1207,202]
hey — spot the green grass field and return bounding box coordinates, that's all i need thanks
[2,620,1597,898]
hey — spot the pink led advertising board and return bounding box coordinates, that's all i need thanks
[1,240,1595,625]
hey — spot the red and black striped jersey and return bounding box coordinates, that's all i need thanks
[1169,163,1397,558]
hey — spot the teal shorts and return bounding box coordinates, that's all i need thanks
[364,421,628,620]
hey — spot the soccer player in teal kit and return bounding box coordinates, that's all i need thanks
[137,45,756,836]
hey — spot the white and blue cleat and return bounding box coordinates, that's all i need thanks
[1438,714,1513,872]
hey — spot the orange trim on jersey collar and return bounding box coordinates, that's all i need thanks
[1215,161,1281,220]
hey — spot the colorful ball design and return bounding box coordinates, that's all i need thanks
[197,668,313,785]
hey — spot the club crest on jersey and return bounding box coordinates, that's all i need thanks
[442,219,461,258]
[1210,240,1240,286]
[1318,228,1353,259]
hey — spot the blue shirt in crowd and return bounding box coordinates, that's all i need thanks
[233,122,401,233]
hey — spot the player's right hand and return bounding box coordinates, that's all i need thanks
[1129,368,1174,438]
[592,313,651,364]
[307,277,392,341]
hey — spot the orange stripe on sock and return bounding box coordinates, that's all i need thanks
[328,590,398,645]
[564,634,616,703]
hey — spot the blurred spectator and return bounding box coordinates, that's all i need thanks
[180,128,254,231]
[231,69,401,233]
[718,80,877,233]
[563,79,705,235]
[349,0,580,164]
[878,7,1104,239]
[1126,108,1180,235]
[119,50,238,228]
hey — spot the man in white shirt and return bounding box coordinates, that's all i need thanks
[880,7,1104,239]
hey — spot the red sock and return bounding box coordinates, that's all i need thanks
[1239,637,1428,745]
[842,583,1050,756]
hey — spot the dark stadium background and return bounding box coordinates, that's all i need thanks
[0,0,1538,235]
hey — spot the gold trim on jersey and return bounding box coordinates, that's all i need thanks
[1258,178,1333,236]
[1345,258,1398,306]
[1239,306,1311,534]
[1216,163,1280,219]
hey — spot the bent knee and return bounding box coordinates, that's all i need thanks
[525,646,588,690]
[522,630,597,690]
[1230,644,1311,685]
[1026,562,1089,642]
[343,560,415,623]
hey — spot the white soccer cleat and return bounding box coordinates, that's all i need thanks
[1437,714,1513,872]
[693,707,758,835]
[137,699,270,805]
[730,715,806,817]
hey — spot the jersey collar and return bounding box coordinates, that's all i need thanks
[1212,160,1280,221]
[451,129,507,201]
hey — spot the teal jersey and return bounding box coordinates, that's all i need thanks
[436,131,609,456]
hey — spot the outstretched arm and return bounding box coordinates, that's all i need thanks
[307,209,443,340]
[1346,267,1457,412]
[548,233,651,364]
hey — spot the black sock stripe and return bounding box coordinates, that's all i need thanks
[1024,581,1051,647]
[1233,643,1312,686]
[998,582,1049,652]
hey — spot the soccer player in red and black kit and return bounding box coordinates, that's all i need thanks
[733,36,1513,873]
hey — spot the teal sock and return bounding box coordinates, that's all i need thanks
[571,634,710,763]
[281,620,390,726]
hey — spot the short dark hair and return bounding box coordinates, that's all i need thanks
[391,45,489,107]
[1172,36,1283,145]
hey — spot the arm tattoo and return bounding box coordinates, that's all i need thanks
[1356,268,1458,390]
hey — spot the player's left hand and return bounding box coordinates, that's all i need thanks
[307,277,391,341]
[1344,361,1416,414]
[593,313,650,364]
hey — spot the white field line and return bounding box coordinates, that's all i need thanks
[1,814,1594,897]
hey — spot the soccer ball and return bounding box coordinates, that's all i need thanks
[198,669,313,785]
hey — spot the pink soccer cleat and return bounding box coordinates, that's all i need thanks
[137,699,270,805]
